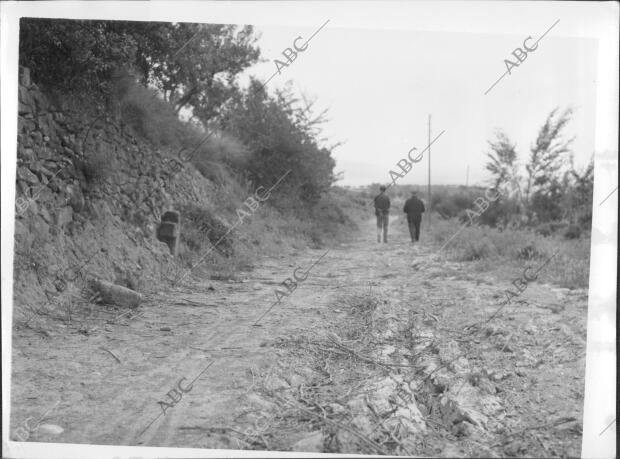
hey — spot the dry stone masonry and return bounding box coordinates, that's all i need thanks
[15,66,185,248]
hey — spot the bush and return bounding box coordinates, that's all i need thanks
[191,157,229,186]
[436,215,590,289]
[433,191,474,219]
[176,203,233,257]
[202,133,250,172]
[221,82,337,210]
[120,81,186,146]
[550,221,569,232]
[535,221,568,237]
[515,243,544,260]
[535,223,553,237]
[564,224,581,239]
[19,19,138,100]
[458,238,495,261]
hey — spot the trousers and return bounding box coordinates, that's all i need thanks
[407,215,421,242]
[376,212,389,242]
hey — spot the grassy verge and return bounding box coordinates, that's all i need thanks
[174,186,367,281]
[429,216,591,289]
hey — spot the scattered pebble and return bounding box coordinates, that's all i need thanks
[37,424,64,436]
[292,431,324,452]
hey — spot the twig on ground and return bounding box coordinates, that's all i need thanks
[327,335,416,370]
[273,394,385,455]
[501,416,578,438]
[100,346,121,363]
[534,432,551,456]
[386,419,414,456]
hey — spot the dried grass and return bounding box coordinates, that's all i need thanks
[234,289,432,455]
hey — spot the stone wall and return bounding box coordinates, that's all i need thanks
[12,67,217,313]
[14,66,220,243]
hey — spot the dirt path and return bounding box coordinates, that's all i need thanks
[10,215,587,456]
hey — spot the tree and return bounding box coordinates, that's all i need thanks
[142,23,260,122]
[562,158,594,225]
[483,130,523,225]
[19,18,260,122]
[524,107,574,219]
[485,130,518,188]
[220,80,337,208]
[19,19,139,98]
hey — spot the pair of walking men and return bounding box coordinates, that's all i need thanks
[374,186,425,243]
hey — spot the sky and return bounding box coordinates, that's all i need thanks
[240,24,597,187]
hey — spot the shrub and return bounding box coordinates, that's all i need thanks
[176,203,233,257]
[536,221,568,237]
[550,221,569,232]
[19,19,138,100]
[191,157,229,186]
[120,81,185,146]
[433,191,474,219]
[549,242,590,288]
[515,243,544,260]
[458,238,495,261]
[535,223,553,237]
[564,224,581,239]
[202,133,250,171]
[221,82,337,209]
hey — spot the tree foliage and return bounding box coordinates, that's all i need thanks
[19,18,260,122]
[220,80,336,207]
[524,107,574,207]
[19,19,139,96]
[20,18,337,212]
[482,107,592,229]
[485,130,518,189]
[136,23,260,122]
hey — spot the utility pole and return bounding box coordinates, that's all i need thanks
[427,114,431,227]
[466,164,469,187]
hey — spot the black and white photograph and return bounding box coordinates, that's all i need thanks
[1,2,617,458]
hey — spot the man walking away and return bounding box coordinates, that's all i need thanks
[403,191,425,243]
[374,185,390,243]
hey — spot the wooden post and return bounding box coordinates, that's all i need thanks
[428,114,431,227]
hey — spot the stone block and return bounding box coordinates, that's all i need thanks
[18,86,34,109]
[18,101,31,116]
[17,167,40,185]
[32,89,49,111]
[39,206,53,224]
[91,278,143,308]
[31,131,43,145]
[30,161,54,179]
[292,432,324,453]
[19,67,31,86]
[19,118,36,135]
[21,134,33,148]
[156,214,180,256]
[30,215,50,241]
[67,185,85,213]
[162,210,180,223]
[157,221,179,239]
[56,206,73,229]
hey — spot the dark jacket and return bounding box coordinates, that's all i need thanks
[374,193,390,215]
[403,196,425,218]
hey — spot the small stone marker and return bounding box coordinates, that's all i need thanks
[156,210,181,256]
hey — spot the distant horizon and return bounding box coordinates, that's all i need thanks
[336,182,491,190]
